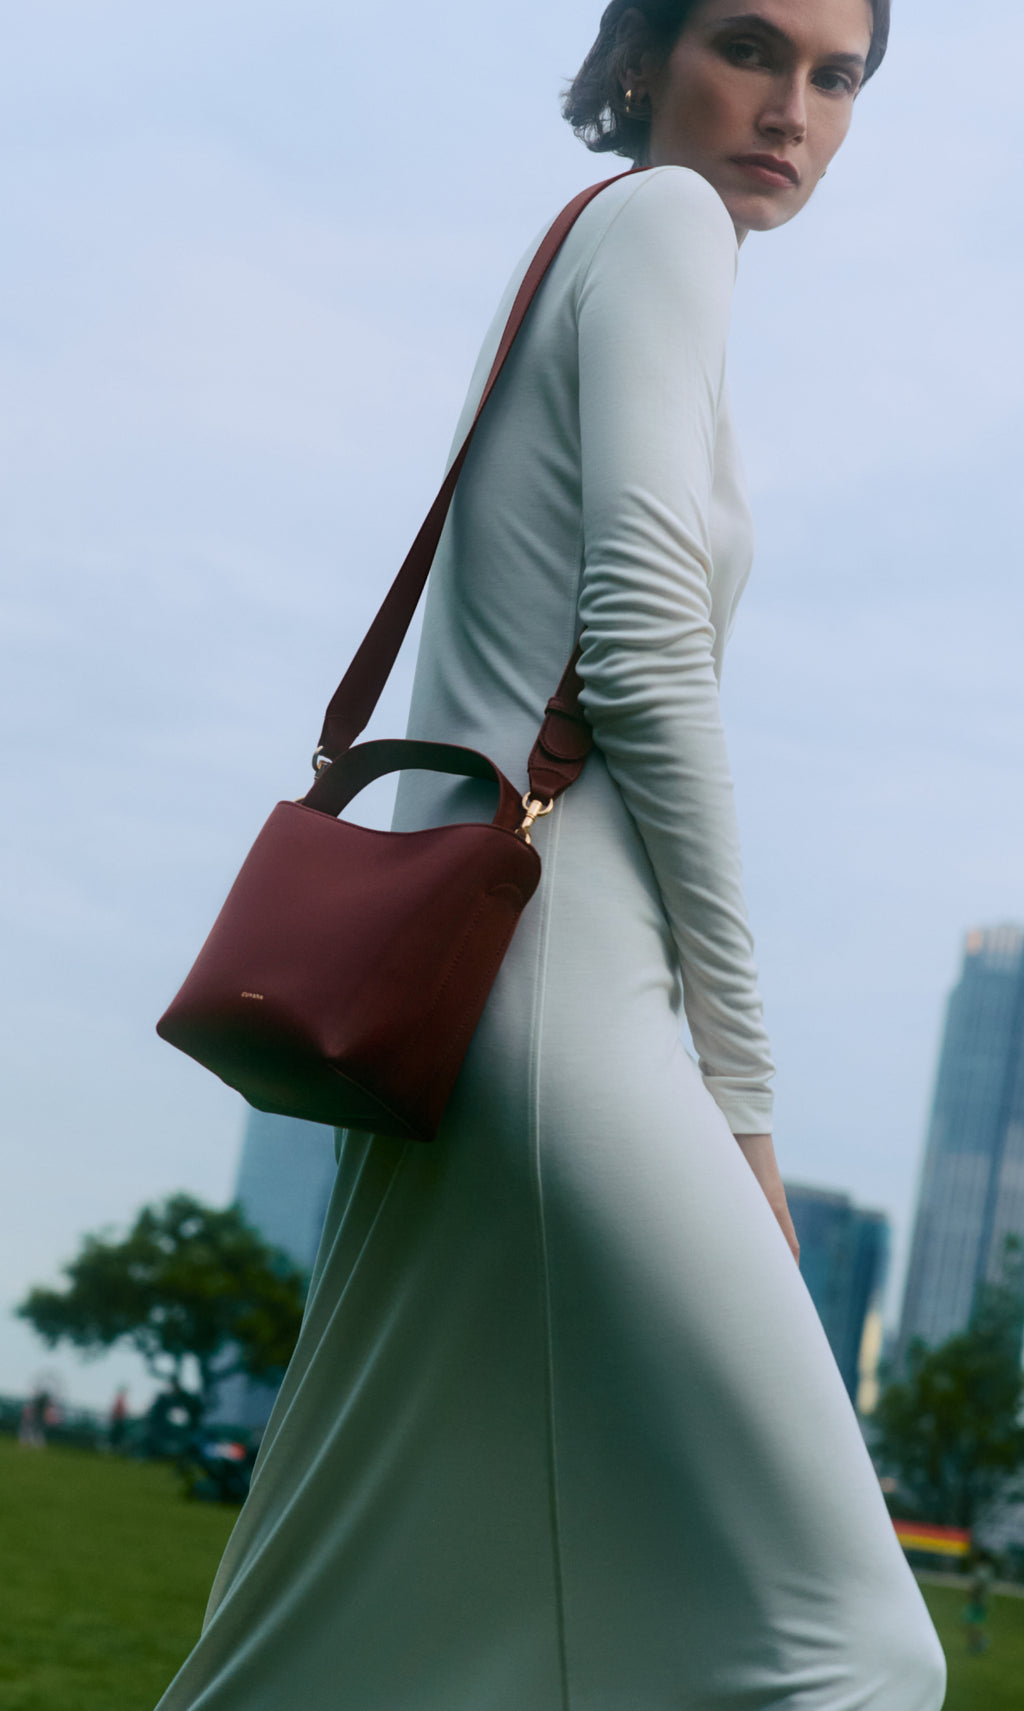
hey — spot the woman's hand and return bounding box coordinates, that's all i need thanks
[732,1133,800,1265]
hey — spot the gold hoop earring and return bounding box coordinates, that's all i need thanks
[624,86,646,119]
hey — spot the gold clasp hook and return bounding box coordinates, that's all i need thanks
[515,793,554,845]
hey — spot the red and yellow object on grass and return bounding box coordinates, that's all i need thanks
[892,1519,971,1560]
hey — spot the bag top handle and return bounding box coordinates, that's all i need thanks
[314,166,646,794]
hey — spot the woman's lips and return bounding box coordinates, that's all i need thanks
[731,154,801,189]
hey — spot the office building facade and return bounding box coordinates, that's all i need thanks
[232,1109,338,1274]
[214,1109,337,1429]
[897,923,1024,1365]
[784,1183,890,1410]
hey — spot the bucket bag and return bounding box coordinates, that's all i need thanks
[156,169,635,1142]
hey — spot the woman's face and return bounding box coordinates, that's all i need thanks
[637,0,874,239]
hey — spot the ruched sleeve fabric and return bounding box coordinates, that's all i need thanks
[574,169,775,1134]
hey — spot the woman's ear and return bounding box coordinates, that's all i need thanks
[614,4,649,44]
[613,5,653,101]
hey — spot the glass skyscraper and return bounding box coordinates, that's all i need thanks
[232,1108,337,1274]
[213,1108,337,1428]
[897,923,1024,1365]
[783,1183,890,1409]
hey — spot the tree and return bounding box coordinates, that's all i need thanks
[869,1233,1024,1530]
[17,1194,307,1420]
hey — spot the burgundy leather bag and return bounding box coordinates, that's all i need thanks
[156,170,632,1142]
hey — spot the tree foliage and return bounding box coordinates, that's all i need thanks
[870,1233,1024,1529]
[17,1194,307,1416]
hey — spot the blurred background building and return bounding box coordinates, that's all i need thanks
[233,1109,337,1271]
[783,1183,890,1413]
[213,1110,336,1429]
[896,923,1024,1368]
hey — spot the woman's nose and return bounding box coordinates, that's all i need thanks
[757,77,807,144]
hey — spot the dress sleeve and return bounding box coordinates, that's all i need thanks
[575,168,775,1136]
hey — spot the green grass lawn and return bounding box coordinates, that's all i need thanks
[916,1578,1024,1711]
[1,1435,1022,1709]
[0,1437,236,1711]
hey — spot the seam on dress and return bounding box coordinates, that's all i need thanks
[528,801,572,1711]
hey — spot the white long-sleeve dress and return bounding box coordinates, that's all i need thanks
[155,167,946,1711]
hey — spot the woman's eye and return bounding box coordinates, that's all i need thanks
[814,67,856,95]
[724,38,769,69]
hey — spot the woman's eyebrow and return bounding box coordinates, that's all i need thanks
[711,12,867,70]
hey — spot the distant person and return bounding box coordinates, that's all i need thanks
[961,1552,995,1655]
[17,1387,50,1449]
[153,3,946,1708]
[108,1386,130,1451]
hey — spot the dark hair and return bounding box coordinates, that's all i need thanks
[563,0,890,162]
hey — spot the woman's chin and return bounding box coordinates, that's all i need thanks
[721,188,805,235]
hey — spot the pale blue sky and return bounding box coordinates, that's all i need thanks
[2,0,1022,1409]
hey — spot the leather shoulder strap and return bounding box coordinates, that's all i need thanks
[316,166,643,768]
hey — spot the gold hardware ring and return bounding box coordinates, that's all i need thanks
[516,793,554,844]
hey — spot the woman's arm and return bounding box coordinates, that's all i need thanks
[575,166,776,1140]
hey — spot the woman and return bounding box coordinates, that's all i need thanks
[156,2,947,1706]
